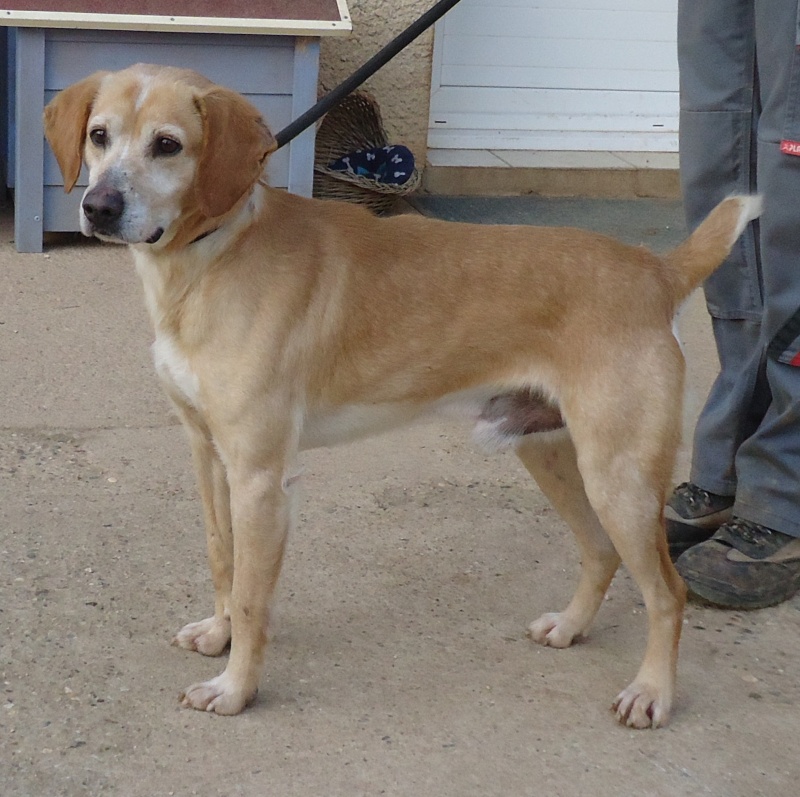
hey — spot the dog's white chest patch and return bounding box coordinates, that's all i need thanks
[152,333,200,407]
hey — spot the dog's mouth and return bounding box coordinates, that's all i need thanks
[145,227,164,245]
[85,225,164,246]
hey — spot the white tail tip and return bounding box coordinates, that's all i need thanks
[730,194,763,242]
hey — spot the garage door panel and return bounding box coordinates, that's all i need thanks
[427,127,677,152]
[475,0,669,10]
[440,36,676,80]
[441,65,676,93]
[429,0,679,152]
[445,7,675,43]
[430,86,677,117]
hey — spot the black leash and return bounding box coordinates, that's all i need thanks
[274,0,464,150]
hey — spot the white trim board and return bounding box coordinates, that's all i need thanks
[426,149,680,169]
[0,1,352,36]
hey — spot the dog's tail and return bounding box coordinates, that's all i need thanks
[664,194,762,304]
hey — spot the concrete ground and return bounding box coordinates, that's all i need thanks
[1,195,798,797]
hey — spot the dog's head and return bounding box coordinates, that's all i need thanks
[43,64,276,247]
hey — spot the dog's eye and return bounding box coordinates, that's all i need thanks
[154,137,182,157]
[89,128,108,148]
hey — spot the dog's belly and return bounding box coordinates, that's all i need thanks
[299,388,564,451]
[300,403,425,450]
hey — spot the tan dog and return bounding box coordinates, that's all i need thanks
[43,64,760,728]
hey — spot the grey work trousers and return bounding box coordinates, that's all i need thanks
[678,0,800,536]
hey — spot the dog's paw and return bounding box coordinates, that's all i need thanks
[172,616,231,656]
[528,612,582,648]
[179,672,256,715]
[612,681,670,729]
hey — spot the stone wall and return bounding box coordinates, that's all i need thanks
[319,0,434,164]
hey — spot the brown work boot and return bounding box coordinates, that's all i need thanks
[665,482,734,559]
[675,517,800,609]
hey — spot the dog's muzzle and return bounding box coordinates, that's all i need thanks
[82,184,125,236]
[82,185,163,244]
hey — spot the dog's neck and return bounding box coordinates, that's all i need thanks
[131,181,268,334]
[158,179,270,255]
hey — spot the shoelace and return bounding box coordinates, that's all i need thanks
[727,518,773,547]
[675,482,715,510]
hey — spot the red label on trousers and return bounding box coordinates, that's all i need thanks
[780,140,800,155]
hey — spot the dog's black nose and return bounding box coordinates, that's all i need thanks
[82,185,124,227]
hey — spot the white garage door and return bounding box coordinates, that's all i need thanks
[428,0,679,152]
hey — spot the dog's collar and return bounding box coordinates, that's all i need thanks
[188,183,264,246]
[190,226,219,245]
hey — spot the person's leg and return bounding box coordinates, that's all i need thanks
[725,0,800,534]
[677,0,764,494]
[734,166,800,537]
[676,0,800,607]
[666,0,765,552]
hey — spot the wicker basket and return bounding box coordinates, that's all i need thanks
[313,90,421,214]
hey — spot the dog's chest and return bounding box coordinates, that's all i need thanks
[152,332,201,408]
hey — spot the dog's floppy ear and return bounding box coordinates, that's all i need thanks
[194,87,277,219]
[43,71,109,192]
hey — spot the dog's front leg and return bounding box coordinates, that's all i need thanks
[180,452,293,715]
[172,415,233,656]
[516,431,621,647]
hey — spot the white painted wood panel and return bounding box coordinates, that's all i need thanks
[428,0,679,152]
[443,7,674,42]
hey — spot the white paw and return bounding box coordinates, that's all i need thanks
[528,612,582,648]
[172,616,231,656]
[179,672,256,715]
[612,681,670,729]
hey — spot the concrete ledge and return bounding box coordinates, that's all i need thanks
[422,150,680,199]
[422,166,678,198]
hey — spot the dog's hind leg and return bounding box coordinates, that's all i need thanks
[516,431,621,648]
[172,413,233,657]
[563,372,687,729]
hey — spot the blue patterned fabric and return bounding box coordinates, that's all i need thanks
[328,145,415,185]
